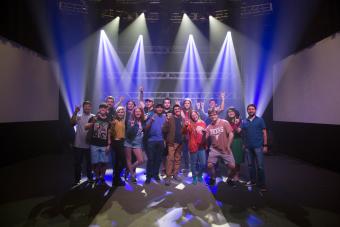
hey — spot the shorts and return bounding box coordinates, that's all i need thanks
[208,147,235,166]
[90,145,109,164]
[124,136,143,149]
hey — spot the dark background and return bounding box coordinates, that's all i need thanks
[1,0,340,172]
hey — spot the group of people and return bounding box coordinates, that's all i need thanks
[71,87,269,192]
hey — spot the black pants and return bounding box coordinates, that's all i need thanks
[73,147,92,182]
[111,139,126,181]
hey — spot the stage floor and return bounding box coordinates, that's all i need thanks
[1,152,340,227]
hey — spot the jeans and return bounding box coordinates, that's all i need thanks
[146,141,164,178]
[182,140,190,169]
[73,147,92,182]
[190,148,206,177]
[245,147,266,187]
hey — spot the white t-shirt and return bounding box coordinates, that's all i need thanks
[74,113,95,149]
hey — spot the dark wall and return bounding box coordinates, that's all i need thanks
[0,95,75,167]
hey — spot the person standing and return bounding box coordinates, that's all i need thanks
[205,108,236,186]
[226,107,244,183]
[163,104,185,186]
[197,92,225,124]
[86,103,111,185]
[124,107,145,183]
[242,104,268,192]
[106,95,124,121]
[70,101,95,185]
[180,98,192,173]
[160,97,172,176]
[110,106,126,186]
[183,110,207,185]
[144,104,166,184]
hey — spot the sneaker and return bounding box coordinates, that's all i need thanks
[87,178,95,184]
[246,181,256,186]
[73,180,80,187]
[165,177,171,186]
[181,168,189,174]
[131,176,137,184]
[124,169,129,180]
[192,176,197,185]
[113,178,126,186]
[198,175,203,183]
[145,178,151,184]
[154,176,161,182]
[226,178,236,187]
[260,186,268,192]
[173,175,182,182]
[208,178,216,186]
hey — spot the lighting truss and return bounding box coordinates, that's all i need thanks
[240,2,273,17]
[170,12,183,24]
[59,0,88,14]
[214,9,229,21]
[183,0,216,3]
[105,91,238,101]
[117,72,234,80]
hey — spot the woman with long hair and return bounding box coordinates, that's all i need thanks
[183,110,207,184]
[226,107,244,182]
[124,107,145,183]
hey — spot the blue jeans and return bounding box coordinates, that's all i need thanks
[146,141,164,178]
[190,148,206,177]
[182,140,190,169]
[246,147,266,187]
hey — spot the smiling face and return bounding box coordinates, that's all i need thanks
[116,108,125,119]
[155,106,163,114]
[163,99,171,109]
[106,98,114,108]
[127,101,135,111]
[247,106,256,118]
[99,107,108,116]
[83,103,92,114]
[209,100,217,108]
[134,108,142,119]
[173,106,181,117]
[146,100,154,109]
[183,100,191,110]
[227,110,236,118]
[191,111,199,122]
[209,111,218,123]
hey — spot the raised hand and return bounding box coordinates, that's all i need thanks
[75,105,81,113]
[220,91,225,100]
[139,86,144,92]
[119,96,125,102]
[196,102,201,110]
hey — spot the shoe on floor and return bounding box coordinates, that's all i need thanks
[130,175,137,183]
[165,177,171,186]
[145,178,151,184]
[197,175,203,183]
[173,175,182,182]
[246,181,256,186]
[226,178,236,187]
[192,176,197,185]
[260,186,268,192]
[154,176,161,182]
[113,178,126,186]
[208,178,216,186]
